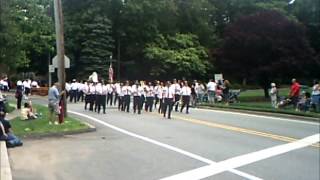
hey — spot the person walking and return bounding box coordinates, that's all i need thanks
[95,82,103,113]
[173,79,181,112]
[106,81,114,106]
[158,82,164,114]
[122,81,131,113]
[15,80,24,110]
[222,80,231,105]
[132,81,143,114]
[269,83,278,108]
[69,79,79,103]
[145,82,155,112]
[163,81,175,119]
[180,81,191,114]
[89,82,96,111]
[117,82,124,111]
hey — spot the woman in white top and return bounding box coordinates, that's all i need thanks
[311,80,320,112]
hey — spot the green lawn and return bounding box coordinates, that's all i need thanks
[10,104,90,137]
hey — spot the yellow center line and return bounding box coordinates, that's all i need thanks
[152,112,319,148]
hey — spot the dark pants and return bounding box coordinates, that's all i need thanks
[291,96,299,108]
[25,88,30,95]
[123,95,130,112]
[85,94,91,110]
[163,98,174,119]
[97,95,106,113]
[70,90,78,103]
[154,94,159,108]
[114,93,118,106]
[107,93,113,106]
[133,96,142,114]
[16,95,22,109]
[77,90,84,102]
[145,97,154,112]
[180,95,190,113]
[0,133,23,148]
[118,96,123,111]
[158,98,163,114]
[89,94,96,111]
[174,94,180,111]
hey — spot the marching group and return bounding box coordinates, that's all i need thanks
[62,78,231,119]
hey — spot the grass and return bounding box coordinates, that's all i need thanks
[10,104,90,137]
[200,102,320,119]
[5,102,15,113]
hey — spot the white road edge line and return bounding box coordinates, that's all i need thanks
[68,111,263,180]
[161,134,320,180]
[194,108,319,126]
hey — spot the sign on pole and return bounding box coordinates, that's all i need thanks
[214,74,223,82]
[52,55,70,68]
[49,65,55,73]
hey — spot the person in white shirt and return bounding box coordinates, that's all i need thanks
[122,81,131,113]
[163,81,175,119]
[172,79,181,112]
[23,79,31,96]
[106,81,114,106]
[77,81,85,102]
[145,82,155,112]
[88,82,96,111]
[132,81,143,114]
[180,81,192,114]
[157,82,164,114]
[70,79,79,103]
[95,82,103,113]
[207,79,217,104]
[116,82,123,111]
[269,83,278,108]
[154,81,160,109]
[83,82,90,110]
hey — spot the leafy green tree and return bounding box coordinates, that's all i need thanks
[144,33,209,79]
[78,8,114,78]
[216,10,318,97]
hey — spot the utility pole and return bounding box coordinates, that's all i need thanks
[117,38,121,81]
[53,0,67,117]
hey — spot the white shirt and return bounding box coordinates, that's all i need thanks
[106,84,114,94]
[163,86,175,99]
[181,86,191,96]
[122,86,132,95]
[70,82,79,90]
[31,81,39,88]
[312,84,320,95]
[65,83,71,92]
[115,83,121,94]
[146,86,154,97]
[23,80,31,88]
[157,86,163,99]
[89,84,96,94]
[172,83,181,95]
[207,82,217,91]
[95,83,103,94]
[102,85,108,95]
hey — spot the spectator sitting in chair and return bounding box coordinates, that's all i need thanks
[0,111,23,147]
[21,101,38,120]
[297,92,311,112]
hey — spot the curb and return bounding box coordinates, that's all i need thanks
[0,141,12,180]
[19,122,96,140]
[197,106,320,123]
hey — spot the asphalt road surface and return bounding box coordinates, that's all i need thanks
[8,96,320,180]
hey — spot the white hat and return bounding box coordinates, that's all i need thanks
[17,80,22,86]
[271,83,276,87]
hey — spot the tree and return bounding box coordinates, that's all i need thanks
[78,8,114,78]
[216,10,318,97]
[144,33,209,79]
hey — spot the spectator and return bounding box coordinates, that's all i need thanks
[297,92,311,112]
[21,102,38,120]
[289,78,300,108]
[269,83,278,108]
[0,111,23,147]
[311,80,320,112]
[222,80,231,105]
[207,79,217,104]
[48,82,64,125]
[15,80,24,109]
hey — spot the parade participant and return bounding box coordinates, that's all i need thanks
[77,80,85,102]
[118,82,124,111]
[65,81,71,99]
[15,80,24,110]
[172,79,181,112]
[190,80,197,107]
[114,81,119,106]
[83,81,90,110]
[163,81,175,119]
[95,81,103,113]
[122,81,131,113]
[154,81,160,109]
[180,81,191,114]
[88,82,96,111]
[132,81,142,114]
[70,79,79,103]
[106,81,114,106]
[145,82,155,112]
[101,82,108,114]
[157,81,164,114]
[140,81,146,110]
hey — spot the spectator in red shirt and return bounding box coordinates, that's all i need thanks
[289,78,301,108]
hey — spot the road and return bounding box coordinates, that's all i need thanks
[8,96,320,180]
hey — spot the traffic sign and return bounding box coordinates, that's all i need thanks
[52,55,70,68]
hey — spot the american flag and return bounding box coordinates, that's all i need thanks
[109,63,114,83]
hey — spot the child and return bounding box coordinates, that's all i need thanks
[269,83,278,108]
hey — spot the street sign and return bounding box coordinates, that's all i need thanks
[52,55,70,68]
[214,74,223,82]
[49,65,55,73]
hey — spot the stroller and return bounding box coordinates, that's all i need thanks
[228,89,242,103]
[277,97,292,108]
